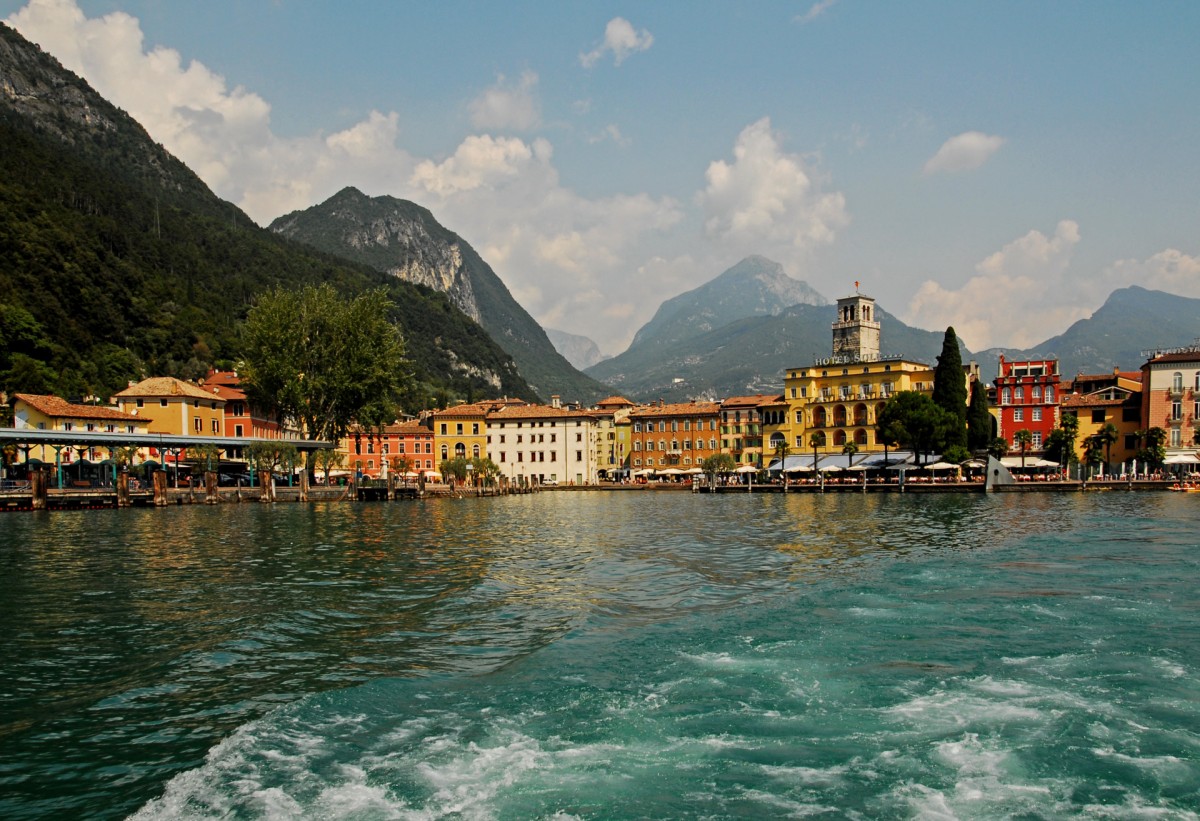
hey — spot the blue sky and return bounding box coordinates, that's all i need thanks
[4,0,1199,356]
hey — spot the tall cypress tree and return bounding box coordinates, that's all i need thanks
[932,327,968,451]
[966,379,993,452]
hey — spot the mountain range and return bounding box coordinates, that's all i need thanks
[0,22,537,407]
[587,256,1200,401]
[3,20,1198,413]
[269,188,611,405]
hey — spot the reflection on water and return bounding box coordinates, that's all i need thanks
[0,491,1194,818]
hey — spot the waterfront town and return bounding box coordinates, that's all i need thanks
[3,291,1199,500]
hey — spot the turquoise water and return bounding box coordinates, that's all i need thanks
[1,493,1198,818]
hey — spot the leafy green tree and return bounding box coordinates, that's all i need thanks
[701,453,736,484]
[1134,427,1167,471]
[314,448,345,485]
[439,456,469,485]
[875,391,956,465]
[941,444,970,464]
[188,443,223,473]
[1043,428,1074,467]
[932,327,968,452]
[247,441,298,500]
[1013,428,1033,468]
[470,456,501,486]
[966,380,994,452]
[240,284,410,474]
[988,436,1009,459]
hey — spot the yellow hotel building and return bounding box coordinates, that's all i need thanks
[765,292,935,458]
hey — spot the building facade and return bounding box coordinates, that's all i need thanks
[993,357,1060,454]
[772,292,935,459]
[627,401,721,471]
[1140,348,1200,453]
[487,402,599,485]
[11,393,148,463]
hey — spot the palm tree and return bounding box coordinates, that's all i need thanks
[1095,422,1119,473]
[1013,428,1033,469]
[773,438,792,490]
[810,431,825,488]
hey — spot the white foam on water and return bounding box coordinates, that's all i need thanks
[885,690,1044,732]
[761,760,852,788]
[1152,657,1187,678]
[1092,747,1198,786]
[734,787,843,817]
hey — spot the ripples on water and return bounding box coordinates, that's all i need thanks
[1,492,1198,818]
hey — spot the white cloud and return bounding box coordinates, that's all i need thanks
[1102,249,1200,298]
[587,124,631,147]
[923,131,1006,175]
[579,17,654,68]
[468,70,541,132]
[905,220,1087,350]
[410,135,540,196]
[796,0,839,24]
[697,117,848,255]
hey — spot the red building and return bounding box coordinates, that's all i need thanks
[202,370,286,458]
[994,357,1060,454]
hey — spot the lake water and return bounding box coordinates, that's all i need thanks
[1,492,1198,819]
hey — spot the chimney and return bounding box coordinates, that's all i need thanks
[551,394,561,409]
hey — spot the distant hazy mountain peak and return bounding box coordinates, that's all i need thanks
[627,255,827,351]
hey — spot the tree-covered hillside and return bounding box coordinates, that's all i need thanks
[0,23,537,408]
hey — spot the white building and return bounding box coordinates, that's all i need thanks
[486,400,599,485]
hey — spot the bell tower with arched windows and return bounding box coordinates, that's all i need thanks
[832,290,880,362]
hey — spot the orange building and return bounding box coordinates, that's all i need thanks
[627,400,721,471]
[343,419,436,479]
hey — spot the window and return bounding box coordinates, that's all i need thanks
[136,399,144,408]
[1032,432,1042,449]
[399,442,406,453]
[1032,408,1042,421]
[1045,386,1054,403]
[1001,388,1011,404]
[440,423,447,435]
[472,423,479,435]
[1013,408,1023,421]
[1092,409,1105,423]
[473,444,480,458]
[161,399,169,407]
[1172,401,1182,421]
[211,419,219,433]
[1015,386,1024,401]
[441,445,448,459]
[63,422,73,431]
[1170,428,1181,447]
[456,423,463,435]
[1032,385,1041,399]
[1173,372,1183,392]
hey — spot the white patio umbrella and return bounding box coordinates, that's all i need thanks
[684,467,705,475]
[923,461,959,471]
[659,467,684,475]
[783,464,813,473]
[818,464,843,473]
[734,464,759,473]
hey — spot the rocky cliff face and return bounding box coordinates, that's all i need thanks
[273,195,483,325]
[271,188,613,404]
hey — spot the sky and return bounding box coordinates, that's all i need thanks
[4,0,1200,357]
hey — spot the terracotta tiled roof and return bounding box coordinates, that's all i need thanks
[201,371,247,401]
[112,376,223,401]
[1062,395,1125,408]
[14,394,142,422]
[429,402,493,418]
[720,394,777,408]
[487,404,593,421]
[596,395,635,408]
[628,401,721,418]
[1146,351,1200,365]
